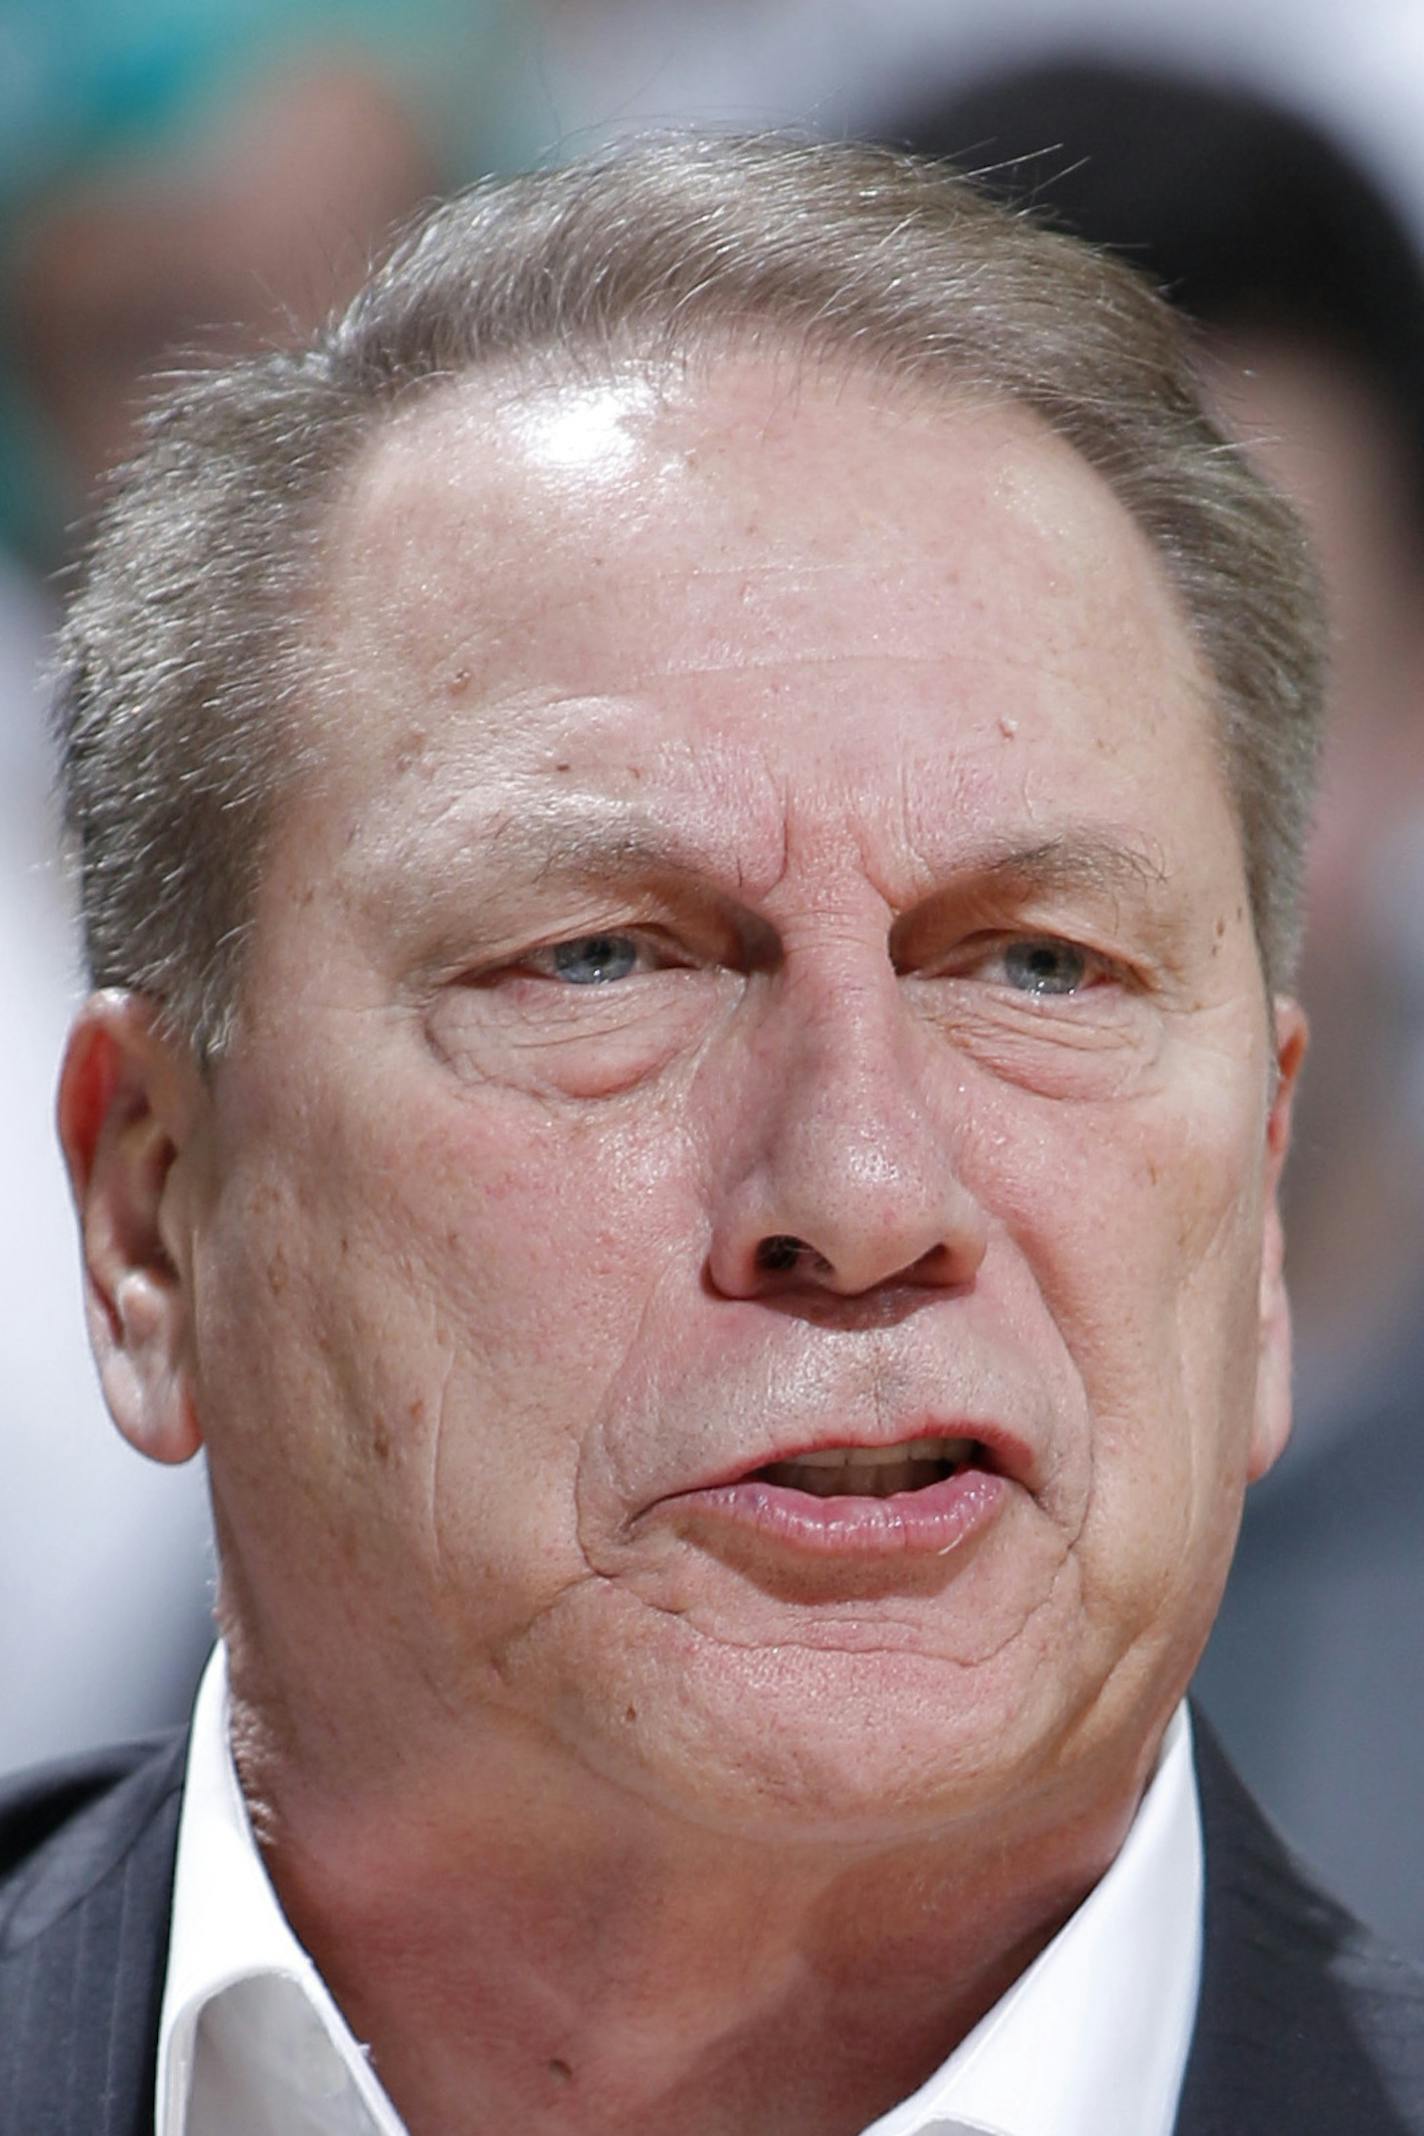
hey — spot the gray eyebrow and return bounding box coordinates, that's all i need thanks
[884,829,1176,970]
[378,791,1188,981]
[481,809,1167,897]
[961,833,1169,899]
[480,799,719,884]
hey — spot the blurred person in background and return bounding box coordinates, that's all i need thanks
[0,0,527,1774]
[890,58,1424,1956]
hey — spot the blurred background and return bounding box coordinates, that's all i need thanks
[4,0,1421,1956]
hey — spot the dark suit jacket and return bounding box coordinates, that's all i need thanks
[1,1717,1421,2134]
[1196,1324,1424,1959]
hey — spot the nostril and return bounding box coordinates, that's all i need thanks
[755,1235,837,1279]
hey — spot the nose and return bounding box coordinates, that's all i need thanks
[706,970,989,1303]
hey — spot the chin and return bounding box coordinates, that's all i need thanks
[575,1646,1094,1851]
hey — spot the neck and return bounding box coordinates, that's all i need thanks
[235,1694,1154,2136]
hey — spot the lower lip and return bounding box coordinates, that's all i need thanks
[658,1468,1008,1559]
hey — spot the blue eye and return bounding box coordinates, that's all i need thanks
[1002,940,1090,995]
[549,934,641,985]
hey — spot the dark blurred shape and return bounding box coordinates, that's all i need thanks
[890,57,1424,1958]
[896,61,1424,519]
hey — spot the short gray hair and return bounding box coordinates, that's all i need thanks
[56,132,1325,1054]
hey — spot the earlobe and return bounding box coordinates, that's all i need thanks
[1248,994,1307,1484]
[57,990,206,1465]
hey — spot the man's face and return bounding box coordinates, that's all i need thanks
[171,356,1296,1839]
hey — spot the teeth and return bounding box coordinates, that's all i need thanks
[780,1437,975,1469]
[758,1438,978,1498]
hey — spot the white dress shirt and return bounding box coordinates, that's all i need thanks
[157,1649,1201,2136]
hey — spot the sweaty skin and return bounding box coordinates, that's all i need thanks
[64,352,1300,2136]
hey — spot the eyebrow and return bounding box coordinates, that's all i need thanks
[380,791,1190,977]
[886,829,1177,968]
[477,803,1168,903]
[948,832,1169,901]
[480,799,723,888]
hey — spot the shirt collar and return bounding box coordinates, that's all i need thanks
[862,1703,1202,2136]
[156,1646,405,2136]
[157,1652,1200,2136]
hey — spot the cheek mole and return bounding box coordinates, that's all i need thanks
[392,726,430,773]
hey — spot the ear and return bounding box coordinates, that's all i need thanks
[57,990,207,1465]
[1247,994,1307,1484]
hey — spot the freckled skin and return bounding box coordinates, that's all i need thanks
[70,354,1302,2134]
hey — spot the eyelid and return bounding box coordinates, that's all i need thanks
[482,900,778,982]
[525,928,673,977]
[921,931,1128,988]
[496,922,707,984]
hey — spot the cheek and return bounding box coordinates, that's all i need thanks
[967,1058,1267,1578]
[199,1058,709,1570]
[415,1096,702,1369]
[978,1034,1264,1331]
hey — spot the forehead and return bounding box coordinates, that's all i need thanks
[305,351,1227,894]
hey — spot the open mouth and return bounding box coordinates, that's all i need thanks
[648,1433,1010,1564]
[751,1436,984,1499]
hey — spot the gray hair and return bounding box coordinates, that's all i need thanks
[55,132,1325,1054]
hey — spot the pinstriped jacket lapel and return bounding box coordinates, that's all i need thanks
[1174,1714,1424,2134]
[0,1736,184,2136]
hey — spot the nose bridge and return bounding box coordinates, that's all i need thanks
[706,944,987,1299]
[782,958,930,1165]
